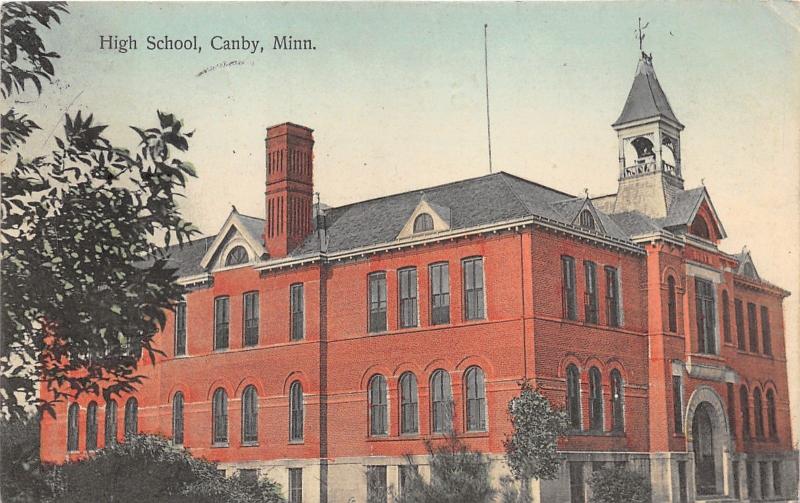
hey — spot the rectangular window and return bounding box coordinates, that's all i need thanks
[214,296,229,350]
[722,294,732,343]
[429,262,450,325]
[735,299,745,350]
[677,461,688,503]
[289,468,303,503]
[760,306,772,355]
[290,284,304,341]
[605,266,621,327]
[462,257,485,320]
[243,291,259,347]
[368,272,387,333]
[746,462,755,499]
[562,256,577,320]
[569,462,585,503]
[726,383,736,439]
[398,268,418,328]
[366,465,387,503]
[732,461,740,499]
[399,465,418,496]
[747,302,758,352]
[759,462,768,500]
[772,461,781,496]
[175,301,187,356]
[239,469,258,483]
[584,261,598,324]
[672,375,683,434]
[695,278,716,354]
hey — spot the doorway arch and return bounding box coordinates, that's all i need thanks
[685,386,731,497]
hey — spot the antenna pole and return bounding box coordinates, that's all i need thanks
[484,24,493,174]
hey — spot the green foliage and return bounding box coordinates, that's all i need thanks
[1,1,67,152]
[46,434,284,503]
[503,379,569,483]
[0,415,48,502]
[395,435,495,503]
[1,108,198,419]
[588,465,652,503]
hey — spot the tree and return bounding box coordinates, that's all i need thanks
[588,465,651,503]
[1,107,199,418]
[44,434,284,503]
[503,379,569,499]
[395,435,495,503]
[1,2,67,153]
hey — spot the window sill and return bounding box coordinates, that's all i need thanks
[211,442,229,448]
[567,430,625,438]
[241,441,259,447]
[288,440,304,445]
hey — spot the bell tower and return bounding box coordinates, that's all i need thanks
[611,52,684,218]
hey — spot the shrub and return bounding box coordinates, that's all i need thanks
[396,435,495,503]
[589,465,651,503]
[46,434,283,503]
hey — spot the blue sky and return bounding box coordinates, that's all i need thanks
[6,1,800,438]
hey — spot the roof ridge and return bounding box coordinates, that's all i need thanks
[325,171,507,212]
[497,172,535,216]
[496,171,575,199]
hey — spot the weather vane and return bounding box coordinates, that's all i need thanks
[636,17,650,52]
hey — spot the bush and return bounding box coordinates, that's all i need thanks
[0,415,48,502]
[396,435,495,503]
[589,465,651,503]
[46,434,283,503]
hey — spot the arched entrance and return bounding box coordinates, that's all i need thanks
[692,403,716,495]
[685,386,731,498]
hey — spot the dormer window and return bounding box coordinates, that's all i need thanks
[743,262,756,278]
[579,210,596,230]
[413,213,434,233]
[225,245,249,266]
[690,216,710,240]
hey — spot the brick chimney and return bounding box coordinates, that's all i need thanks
[264,123,314,258]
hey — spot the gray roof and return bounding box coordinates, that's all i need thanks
[613,54,682,127]
[290,172,640,257]
[658,187,706,229]
[163,236,216,277]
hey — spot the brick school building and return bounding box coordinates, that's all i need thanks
[41,52,797,503]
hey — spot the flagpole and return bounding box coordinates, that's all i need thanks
[484,24,493,174]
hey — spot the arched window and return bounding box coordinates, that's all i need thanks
[739,386,750,439]
[766,389,777,439]
[67,403,80,452]
[465,367,487,432]
[610,370,624,432]
[212,388,228,444]
[86,402,98,451]
[753,388,764,438]
[667,276,677,333]
[566,364,581,430]
[172,392,184,445]
[579,210,595,230]
[289,381,304,442]
[124,398,138,440]
[413,213,434,233]
[224,245,249,266]
[721,290,731,343]
[589,367,603,431]
[690,216,711,240]
[105,399,117,446]
[242,386,259,443]
[399,373,418,434]
[369,375,388,436]
[430,370,452,433]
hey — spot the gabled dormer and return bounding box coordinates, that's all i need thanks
[735,248,760,280]
[200,208,268,271]
[396,195,451,240]
[660,187,726,244]
[551,197,606,234]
